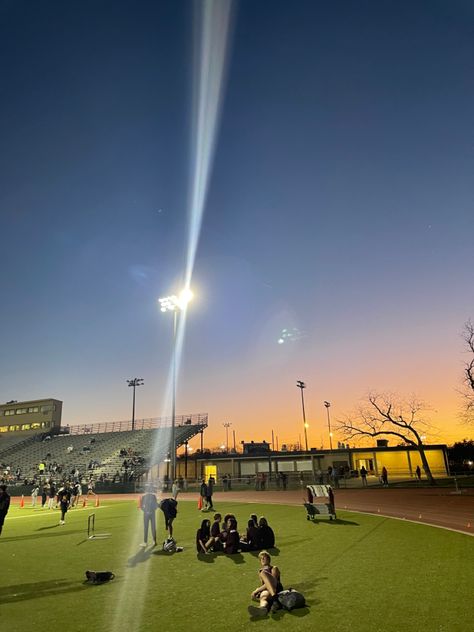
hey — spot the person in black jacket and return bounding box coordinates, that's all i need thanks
[224,517,240,554]
[58,484,71,525]
[0,485,11,536]
[240,519,259,552]
[160,497,178,537]
[196,519,212,553]
[257,517,275,549]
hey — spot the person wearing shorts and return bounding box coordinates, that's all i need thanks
[248,551,283,616]
[159,497,178,537]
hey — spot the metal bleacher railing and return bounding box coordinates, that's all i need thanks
[66,413,208,436]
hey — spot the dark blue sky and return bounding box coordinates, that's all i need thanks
[1,0,472,445]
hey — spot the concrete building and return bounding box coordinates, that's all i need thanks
[178,444,449,482]
[0,398,63,435]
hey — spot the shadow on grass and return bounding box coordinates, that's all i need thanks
[0,579,95,605]
[248,547,281,558]
[128,547,155,567]
[195,551,246,564]
[1,529,85,543]
[308,518,359,526]
[197,552,216,563]
[248,606,311,623]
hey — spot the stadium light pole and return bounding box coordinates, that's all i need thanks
[127,378,144,431]
[324,401,333,450]
[159,289,193,481]
[296,380,309,452]
[223,421,232,453]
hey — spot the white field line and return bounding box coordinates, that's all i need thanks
[7,506,108,520]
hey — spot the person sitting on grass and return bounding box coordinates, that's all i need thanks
[250,514,258,527]
[224,517,240,554]
[219,513,235,549]
[248,550,283,617]
[210,513,223,551]
[196,519,213,554]
[257,516,275,549]
[240,519,259,551]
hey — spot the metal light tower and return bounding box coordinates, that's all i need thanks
[127,378,144,431]
[296,380,309,452]
[324,401,333,450]
[159,289,193,481]
[223,421,232,453]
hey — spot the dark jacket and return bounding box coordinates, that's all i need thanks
[160,498,178,518]
[257,525,275,549]
[0,491,10,515]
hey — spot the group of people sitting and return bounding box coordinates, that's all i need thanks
[196,513,275,555]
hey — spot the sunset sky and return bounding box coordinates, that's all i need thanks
[0,1,473,450]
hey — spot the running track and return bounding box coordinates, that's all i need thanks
[16,488,471,535]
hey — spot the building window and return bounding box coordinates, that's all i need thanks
[9,425,20,432]
[4,410,15,416]
[41,405,52,413]
[0,426,8,433]
[28,407,39,413]
[21,424,31,431]
[16,408,27,415]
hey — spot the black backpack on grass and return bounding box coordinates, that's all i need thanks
[276,589,306,610]
[85,570,115,584]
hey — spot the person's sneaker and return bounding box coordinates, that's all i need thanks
[139,542,147,548]
[270,601,282,613]
[247,605,268,618]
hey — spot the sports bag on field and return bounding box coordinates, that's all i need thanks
[276,589,306,610]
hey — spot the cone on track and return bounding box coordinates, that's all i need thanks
[137,497,141,509]
[19,495,25,508]
[82,499,87,508]
[198,496,203,510]
[95,496,100,508]
[468,522,471,528]
[418,514,422,519]
[377,508,380,513]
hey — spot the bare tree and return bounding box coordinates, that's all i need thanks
[336,393,437,485]
[460,320,474,424]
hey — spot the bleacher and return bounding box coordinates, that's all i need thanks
[0,421,206,483]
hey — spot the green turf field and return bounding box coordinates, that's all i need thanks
[1,499,473,632]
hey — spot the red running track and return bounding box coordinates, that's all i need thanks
[38,488,473,535]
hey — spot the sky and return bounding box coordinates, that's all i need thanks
[0,0,473,450]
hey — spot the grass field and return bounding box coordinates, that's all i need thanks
[1,498,473,632]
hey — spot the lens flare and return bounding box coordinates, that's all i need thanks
[185,0,234,288]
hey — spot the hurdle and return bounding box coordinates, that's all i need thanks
[87,513,111,540]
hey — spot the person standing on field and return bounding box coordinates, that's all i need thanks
[0,485,11,536]
[140,487,158,547]
[58,484,71,525]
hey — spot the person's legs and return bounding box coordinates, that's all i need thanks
[143,514,150,544]
[150,513,157,544]
[168,518,174,538]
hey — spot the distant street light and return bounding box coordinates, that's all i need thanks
[324,401,333,450]
[127,378,144,431]
[158,289,193,481]
[296,380,309,452]
[223,421,232,452]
